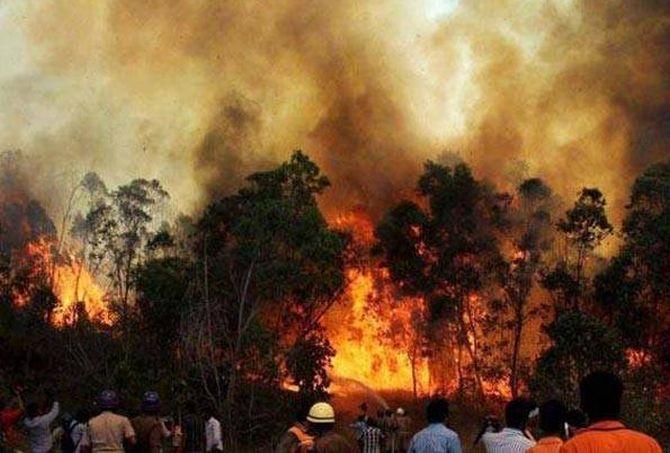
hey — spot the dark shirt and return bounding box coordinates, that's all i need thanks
[183,414,204,452]
[314,432,358,453]
[131,415,163,453]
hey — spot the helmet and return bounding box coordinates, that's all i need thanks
[306,402,335,424]
[98,390,119,410]
[396,407,405,415]
[141,391,161,413]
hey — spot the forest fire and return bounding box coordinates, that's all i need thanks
[325,211,431,395]
[19,238,109,325]
[325,268,431,394]
[0,165,110,326]
[9,236,110,326]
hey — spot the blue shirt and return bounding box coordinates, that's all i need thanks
[408,423,462,453]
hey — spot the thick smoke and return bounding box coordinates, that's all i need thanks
[1,0,669,223]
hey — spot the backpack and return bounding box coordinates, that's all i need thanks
[61,422,81,453]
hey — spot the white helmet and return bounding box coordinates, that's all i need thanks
[396,407,405,415]
[307,402,335,424]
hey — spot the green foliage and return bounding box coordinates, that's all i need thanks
[285,333,334,398]
[183,150,347,442]
[135,256,191,346]
[531,310,626,407]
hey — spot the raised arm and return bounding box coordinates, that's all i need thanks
[42,401,60,425]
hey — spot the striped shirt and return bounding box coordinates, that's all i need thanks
[362,426,383,453]
[482,428,535,453]
[408,423,462,453]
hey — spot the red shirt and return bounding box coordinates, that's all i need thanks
[0,408,24,446]
[560,421,662,453]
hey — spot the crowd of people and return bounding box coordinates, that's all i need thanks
[0,371,664,452]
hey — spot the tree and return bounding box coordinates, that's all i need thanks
[135,256,191,347]
[531,310,626,407]
[497,178,553,397]
[375,162,504,397]
[73,176,169,320]
[184,150,348,442]
[595,161,670,369]
[542,188,612,310]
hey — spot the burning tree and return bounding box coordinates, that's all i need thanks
[492,178,554,397]
[375,161,505,397]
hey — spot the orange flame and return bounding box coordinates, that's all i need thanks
[325,269,431,393]
[16,238,110,325]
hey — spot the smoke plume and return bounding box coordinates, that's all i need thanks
[1,0,669,223]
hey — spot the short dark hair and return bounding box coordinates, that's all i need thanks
[426,397,449,424]
[26,402,40,418]
[505,398,534,430]
[539,400,566,434]
[580,371,623,421]
[566,408,587,428]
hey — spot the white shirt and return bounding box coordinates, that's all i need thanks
[482,428,535,453]
[205,416,223,452]
[70,421,87,453]
[24,402,60,453]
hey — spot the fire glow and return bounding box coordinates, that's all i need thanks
[14,238,109,326]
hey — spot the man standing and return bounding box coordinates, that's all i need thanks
[275,402,314,453]
[132,391,167,453]
[481,398,536,453]
[24,391,60,453]
[182,402,203,453]
[407,398,461,453]
[394,408,411,453]
[560,371,662,453]
[309,402,356,453]
[204,408,223,453]
[528,400,566,453]
[0,387,24,449]
[81,390,135,453]
[361,420,383,453]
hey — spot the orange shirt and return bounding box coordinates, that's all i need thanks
[528,436,563,453]
[560,421,662,453]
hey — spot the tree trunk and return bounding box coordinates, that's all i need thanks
[509,303,524,398]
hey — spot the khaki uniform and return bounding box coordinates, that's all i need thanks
[82,411,135,453]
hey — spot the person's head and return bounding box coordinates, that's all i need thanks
[205,404,218,419]
[307,402,335,435]
[75,408,91,424]
[538,400,566,436]
[426,397,449,424]
[60,412,74,430]
[359,402,368,413]
[140,391,161,415]
[566,408,587,430]
[26,401,40,419]
[98,390,119,411]
[185,400,197,414]
[505,398,534,430]
[579,371,623,422]
[396,407,405,416]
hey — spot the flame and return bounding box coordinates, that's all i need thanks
[325,269,431,393]
[16,238,110,325]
